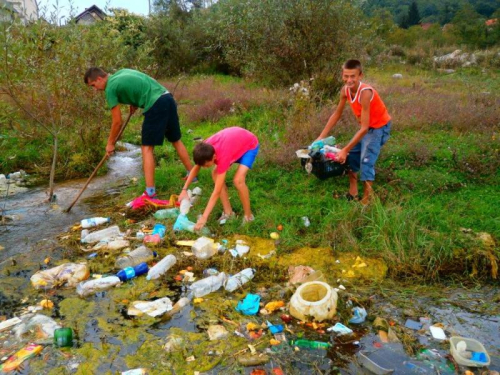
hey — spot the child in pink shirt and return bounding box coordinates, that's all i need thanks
[179,127,259,230]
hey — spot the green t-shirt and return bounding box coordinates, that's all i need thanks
[104,69,168,113]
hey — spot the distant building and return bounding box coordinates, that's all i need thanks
[74,5,106,25]
[420,22,433,31]
[1,0,38,22]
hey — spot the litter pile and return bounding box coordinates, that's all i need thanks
[296,136,348,180]
[0,187,497,374]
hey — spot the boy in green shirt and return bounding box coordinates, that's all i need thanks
[84,67,193,198]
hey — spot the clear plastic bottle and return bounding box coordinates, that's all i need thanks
[224,268,256,292]
[80,225,121,244]
[115,246,154,269]
[80,217,110,229]
[153,208,180,220]
[179,199,191,215]
[76,276,121,297]
[190,272,227,298]
[289,339,331,350]
[146,254,177,280]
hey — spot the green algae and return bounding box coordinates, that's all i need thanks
[59,297,95,335]
[278,247,388,282]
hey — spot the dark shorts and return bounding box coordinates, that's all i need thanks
[142,93,181,146]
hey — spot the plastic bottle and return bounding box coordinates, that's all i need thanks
[117,262,149,282]
[224,268,256,292]
[179,199,191,215]
[80,217,110,229]
[81,225,122,244]
[153,208,180,220]
[289,339,331,350]
[76,276,121,297]
[146,254,177,280]
[54,327,73,348]
[190,272,227,298]
[115,246,155,269]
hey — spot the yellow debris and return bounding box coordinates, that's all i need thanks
[264,301,285,312]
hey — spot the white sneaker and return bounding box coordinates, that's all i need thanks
[242,215,255,224]
[218,212,236,225]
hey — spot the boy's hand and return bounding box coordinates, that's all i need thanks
[336,149,348,164]
[178,190,189,203]
[194,216,207,231]
[105,143,115,157]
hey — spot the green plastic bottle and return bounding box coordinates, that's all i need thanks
[289,339,331,350]
[54,328,73,348]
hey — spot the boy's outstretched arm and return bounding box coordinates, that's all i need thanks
[194,171,227,230]
[336,90,371,163]
[106,105,122,157]
[316,90,347,140]
[178,165,201,202]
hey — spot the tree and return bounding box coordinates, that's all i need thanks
[408,1,421,26]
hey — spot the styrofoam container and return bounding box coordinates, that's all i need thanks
[289,281,337,322]
[450,336,490,367]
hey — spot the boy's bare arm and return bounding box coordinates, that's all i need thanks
[194,171,227,230]
[336,90,371,163]
[106,105,122,156]
[317,90,347,140]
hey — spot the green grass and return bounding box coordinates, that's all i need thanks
[127,96,499,281]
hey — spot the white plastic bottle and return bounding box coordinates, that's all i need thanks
[80,225,122,244]
[115,246,155,269]
[80,217,110,229]
[189,272,227,298]
[179,199,191,215]
[224,268,256,292]
[76,276,121,297]
[146,254,177,280]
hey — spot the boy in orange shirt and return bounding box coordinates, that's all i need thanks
[316,59,391,204]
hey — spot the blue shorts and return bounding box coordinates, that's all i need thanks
[235,144,260,169]
[347,122,391,181]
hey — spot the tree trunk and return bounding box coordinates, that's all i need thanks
[48,135,58,202]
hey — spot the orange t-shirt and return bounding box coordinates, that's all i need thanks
[346,83,391,129]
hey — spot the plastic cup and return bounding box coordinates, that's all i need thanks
[54,327,73,348]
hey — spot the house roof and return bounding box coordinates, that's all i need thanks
[74,5,106,22]
[485,19,497,27]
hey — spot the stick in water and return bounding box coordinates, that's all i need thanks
[64,113,133,213]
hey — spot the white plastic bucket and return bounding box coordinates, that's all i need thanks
[289,281,338,322]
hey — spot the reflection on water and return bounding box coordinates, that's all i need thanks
[0,143,142,262]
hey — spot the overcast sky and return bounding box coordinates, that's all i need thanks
[39,0,150,22]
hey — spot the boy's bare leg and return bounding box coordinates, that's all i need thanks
[361,181,373,205]
[233,165,252,219]
[212,168,233,215]
[348,170,358,197]
[141,145,155,187]
[171,140,193,172]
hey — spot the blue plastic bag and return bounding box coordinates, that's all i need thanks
[349,307,367,324]
[235,294,261,316]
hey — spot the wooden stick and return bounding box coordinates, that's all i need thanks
[65,113,133,213]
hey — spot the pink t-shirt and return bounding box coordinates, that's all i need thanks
[206,127,259,174]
